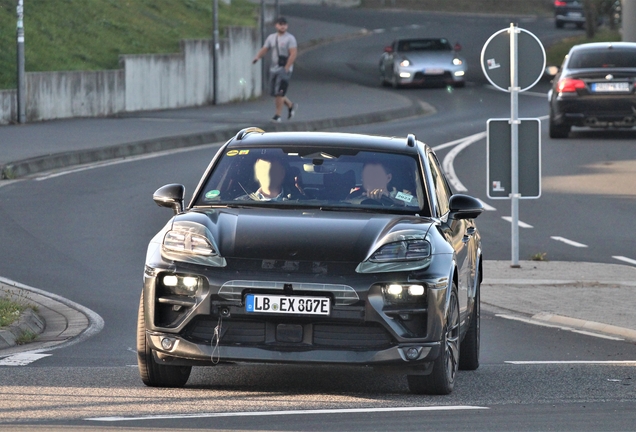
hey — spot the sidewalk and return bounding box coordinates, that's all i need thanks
[1,16,636,355]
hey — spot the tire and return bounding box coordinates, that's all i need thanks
[453,81,465,88]
[556,20,564,29]
[459,281,480,371]
[549,114,571,139]
[407,284,460,395]
[137,292,191,387]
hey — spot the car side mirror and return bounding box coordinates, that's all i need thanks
[153,184,185,215]
[454,42,462,52]
[448,194,483,220]
[384,46,393,53]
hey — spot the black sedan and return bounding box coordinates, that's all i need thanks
[548,42,636,138]
[137,128,484,395]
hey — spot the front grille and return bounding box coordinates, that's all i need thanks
[183,318,393,349]
[218,280,360,306]
[413,71,452,83]
[313,324,392,349]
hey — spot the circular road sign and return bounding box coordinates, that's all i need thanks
[481,26,546,92]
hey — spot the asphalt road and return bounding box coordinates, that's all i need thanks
[1,5,635,431]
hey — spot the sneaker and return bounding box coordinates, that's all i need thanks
[271,115,281,123]
[288,103,298,119]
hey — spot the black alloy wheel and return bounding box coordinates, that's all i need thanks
[407,283,460,395]
[137,292,192,387]
[549,111,571,138]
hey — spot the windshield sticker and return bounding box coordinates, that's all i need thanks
[205,190,221,199]
[394,191,414,203]
[226,149,249,156]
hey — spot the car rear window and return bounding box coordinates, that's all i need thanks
[568,49,636,69]
[398,39,452,52]
[194,146,428,214]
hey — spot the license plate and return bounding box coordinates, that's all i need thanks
[424,68,444,75]
[567,12,582,17]
[245,294,330,315]
[591,82,630,92]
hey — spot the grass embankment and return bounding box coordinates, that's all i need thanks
[0,296,25,327]
[545,28,622,66]
[0,0,258,89]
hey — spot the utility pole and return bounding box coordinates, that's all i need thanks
[213,0,219,105]
[260,0,266,94]
[16,0,26,124]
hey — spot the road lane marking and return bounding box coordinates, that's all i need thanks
[496,314,625,341]
[86,406,489,422]
[506,361,636,365]
[0,353,51,366]
[431,131,486,152]
[501,216,533,228]
[477,199,496,211]
[613,256,636,266]
[438,132,487,193]
[550,236,588,248]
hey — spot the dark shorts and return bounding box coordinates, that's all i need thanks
[270,68,292,97]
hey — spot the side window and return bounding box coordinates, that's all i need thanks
[427,153,451,217]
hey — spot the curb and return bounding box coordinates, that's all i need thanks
[0,308,45,350]
[0,99,432,179]
[0,279,101,355]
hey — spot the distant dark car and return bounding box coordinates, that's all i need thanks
[554,0,585,28]
[548,42,636,138]
[379,38,466,88]
[138,128,484,395]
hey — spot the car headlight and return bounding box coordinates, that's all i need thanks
[400,58,411,67]
[370,240,431,262]
[161,221,226,267]
[452,58,463,66]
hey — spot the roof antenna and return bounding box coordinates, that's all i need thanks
[406,134,416,147]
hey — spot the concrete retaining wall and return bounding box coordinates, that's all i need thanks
[0,27,261,124]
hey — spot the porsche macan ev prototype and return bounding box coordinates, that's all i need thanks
[138,128,483,395]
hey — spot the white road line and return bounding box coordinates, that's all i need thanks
[506,361,636,365]
[613,256,636,266]
[0,353,51,366]
[431,131,486,152]
[550,236,588,248]
[439,132,487,193]
[496,314,625,341]
[87,406,489,422]
[477,199,496,211]
[501,216,533,228]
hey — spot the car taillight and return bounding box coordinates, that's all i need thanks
[557,78,586,93]
[554,0,567,6]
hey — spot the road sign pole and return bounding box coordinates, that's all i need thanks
[509,23,520,268]
[16,0,26,124]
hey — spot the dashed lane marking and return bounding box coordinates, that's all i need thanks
[86,406,490,422]
[501,216,533,228]
[550,236,588,248]
[613,256,636,266]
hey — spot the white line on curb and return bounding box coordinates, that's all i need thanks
[550,236,588,248]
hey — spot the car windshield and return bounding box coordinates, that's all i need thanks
[194,146,428,214]
[398,39,452,52]
[568,49,636,69]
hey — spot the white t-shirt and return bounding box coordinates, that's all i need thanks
[264,31,297,72]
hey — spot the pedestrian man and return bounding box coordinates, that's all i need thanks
[252,16,298,122]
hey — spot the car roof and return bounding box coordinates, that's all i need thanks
[227,130,424,155]
[570,42,636,53]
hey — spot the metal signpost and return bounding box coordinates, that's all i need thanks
[16,0,26,124]
[481,24,545,267]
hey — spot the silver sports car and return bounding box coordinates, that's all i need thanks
[379,38,467,88]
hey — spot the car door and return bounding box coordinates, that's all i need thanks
[427,152,471,326]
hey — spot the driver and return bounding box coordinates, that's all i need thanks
[347,161,414,206]
[236,157,303,201]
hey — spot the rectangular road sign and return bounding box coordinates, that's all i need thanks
[487,118,541,199]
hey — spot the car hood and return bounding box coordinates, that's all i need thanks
[186,208,435,263]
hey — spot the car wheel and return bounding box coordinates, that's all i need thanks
[576,22,584,29]
[549,113,571,139]
[459,281,480,371]
[452,81,465,88]
[407,284,460,395]
[137,292,191,387]
[556,20,564,29]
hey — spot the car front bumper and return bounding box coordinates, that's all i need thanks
[142,250,454,370]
